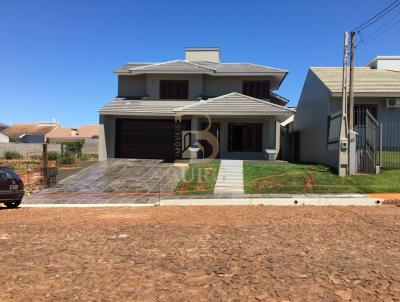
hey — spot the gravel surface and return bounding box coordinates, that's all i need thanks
[0,206,400,301]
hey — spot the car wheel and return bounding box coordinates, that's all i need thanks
[4,200,22,209]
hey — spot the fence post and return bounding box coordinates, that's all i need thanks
[43,143,48,186]
[379,123,383,168]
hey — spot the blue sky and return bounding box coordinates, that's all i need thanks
[1,0,399,127]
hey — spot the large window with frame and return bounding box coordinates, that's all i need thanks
[160,80,189,99]
[228,123,263,152]
[242,81,270,99]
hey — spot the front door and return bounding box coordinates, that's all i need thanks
[200,122,220,158]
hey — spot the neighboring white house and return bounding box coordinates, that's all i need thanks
[293,56,400,169]
[99,47,294,161]
[0,132,9,143]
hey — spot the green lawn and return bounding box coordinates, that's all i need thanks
[174,161,220,195]
[244,162,400,194]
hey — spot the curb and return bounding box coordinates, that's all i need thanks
[160,197,381,206]
[21,203,157,208]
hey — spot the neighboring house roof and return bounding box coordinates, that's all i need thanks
[311,67,400,97]
[0,122,9,129]
[78,125,99,137]
[2,123,59,138]
[174,92,295,121]
[99,99,198,116]
[46,125,100,139]
[45,127,72,138]
[115,60,287,75]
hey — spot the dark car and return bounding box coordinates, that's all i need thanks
[0,166,24,208]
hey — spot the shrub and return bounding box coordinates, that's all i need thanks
[60,140,84,157]
[56,151,75,165]
[30,154,42,160]
[79,153,91,161]
[4,151,23,160]
[47,151,60,161]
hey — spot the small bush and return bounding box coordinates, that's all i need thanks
[4,151,23,160]
[60,140,84,157]
[30,154,42,160]
[47,151,60,161]
[79,153,91,161]
[56,151,75,165]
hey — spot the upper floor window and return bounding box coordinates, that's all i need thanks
[160,80,189,99]
[242,81,270,99]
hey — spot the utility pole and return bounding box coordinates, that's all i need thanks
[348,31,356,131]
[338,32,349,177]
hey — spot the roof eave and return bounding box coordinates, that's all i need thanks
[174,111,293,116]
[98,111,176,117]
[331,92,400,98]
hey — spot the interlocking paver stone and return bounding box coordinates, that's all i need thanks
[23,159,187,204]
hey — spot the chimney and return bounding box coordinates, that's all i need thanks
[70,128,79,137]
[366,56,400,71]
[185,47,221,63]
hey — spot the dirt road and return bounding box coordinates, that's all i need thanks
[0,206,399,301]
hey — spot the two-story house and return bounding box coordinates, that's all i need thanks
[99,48,294,161]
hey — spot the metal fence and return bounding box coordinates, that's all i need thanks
[354,105,400,171]
[380,122,400,169]
[354,108,379,174]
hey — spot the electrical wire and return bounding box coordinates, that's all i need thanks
[361,12,400,44]
[351,0,400,33]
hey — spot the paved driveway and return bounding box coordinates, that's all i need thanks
[23,159,188,204]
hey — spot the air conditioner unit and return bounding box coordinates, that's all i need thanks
[386,98,400,108]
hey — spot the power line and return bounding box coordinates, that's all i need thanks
[361,12,400,44]
[361,15,400,46]
[351,0,400,32]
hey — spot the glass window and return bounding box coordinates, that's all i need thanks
[242,81,270,99]
[160,80,189,99]
[228,123,262,152]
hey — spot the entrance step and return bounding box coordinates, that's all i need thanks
[215,160,244,194]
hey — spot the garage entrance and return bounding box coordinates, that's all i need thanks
[115,119,176,159]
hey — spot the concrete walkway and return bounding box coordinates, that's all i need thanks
[215,160,244,194]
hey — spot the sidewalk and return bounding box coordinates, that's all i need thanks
[22,192,382,207]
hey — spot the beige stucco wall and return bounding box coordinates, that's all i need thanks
[185,50,220,63]
[116,74,282,100]
[118,75,146,97]
[330,96,400,150]
[294,70,338,168]
[100,115,116,158]
[203,75,279,98]
[330,97,400,123]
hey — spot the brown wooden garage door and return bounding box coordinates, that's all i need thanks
[115,119,175,159]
